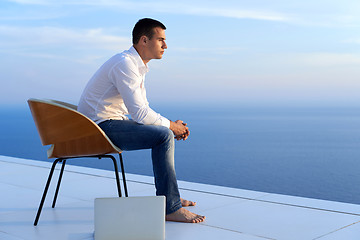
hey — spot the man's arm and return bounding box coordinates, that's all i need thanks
[110,59,170,128]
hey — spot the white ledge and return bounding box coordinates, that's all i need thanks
[0,155,359,240]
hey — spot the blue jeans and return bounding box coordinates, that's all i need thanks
[98,120,182,214]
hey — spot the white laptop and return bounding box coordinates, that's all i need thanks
[94,196,165,240]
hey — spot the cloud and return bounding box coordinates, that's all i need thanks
[5,0,53,4]
[344,38,360,44]
[6,0,360,27]
[6,0,289,22]
[0,25,129,61]
[0,25,127,47]
[245,52,360,69]
[172,46,245,55]
[296,52,360,66]
[179,6,287,21]
[0,25,130,66]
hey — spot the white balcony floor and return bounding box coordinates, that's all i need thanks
[0,155,359,240]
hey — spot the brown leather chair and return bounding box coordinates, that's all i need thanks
[28,98,128,226]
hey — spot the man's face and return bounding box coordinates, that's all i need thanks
[146,27,167,60]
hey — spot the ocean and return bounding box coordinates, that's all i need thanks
[1,104,360,205]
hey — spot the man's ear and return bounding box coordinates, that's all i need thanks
[140,35,148,45]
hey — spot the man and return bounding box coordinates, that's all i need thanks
[78,18,205,223]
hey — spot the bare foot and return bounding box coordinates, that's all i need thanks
[166,208,205,223]
[181,198,196,207]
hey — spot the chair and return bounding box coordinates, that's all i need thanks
[28,98,128,226]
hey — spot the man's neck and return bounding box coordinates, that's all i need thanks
[133,45,150,65]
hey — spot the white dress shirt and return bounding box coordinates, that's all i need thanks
[78,46,170,128]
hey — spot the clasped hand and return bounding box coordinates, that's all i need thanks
[170,120,190,141]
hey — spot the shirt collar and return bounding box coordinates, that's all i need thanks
[128,46,149,75]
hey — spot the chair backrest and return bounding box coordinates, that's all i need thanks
[47,99,78,110]
[28,98,121,158]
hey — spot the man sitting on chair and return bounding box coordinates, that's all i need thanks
[78,18,205,223]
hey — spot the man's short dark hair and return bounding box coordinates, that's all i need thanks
[132,18,166,44]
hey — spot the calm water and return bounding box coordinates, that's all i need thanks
[1,104,360,205]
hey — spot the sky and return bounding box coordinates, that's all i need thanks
[1,0,360,107]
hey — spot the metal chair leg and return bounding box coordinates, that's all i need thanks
[119,153,128,197]
[52,159,67,208]
[34,158,61,226]
[34,154,128,226]
[51,155,124,201]
[103,155,122,197]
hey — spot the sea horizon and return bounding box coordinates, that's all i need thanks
[1,103,360,205]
